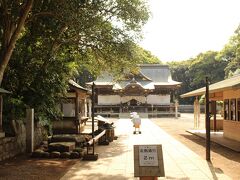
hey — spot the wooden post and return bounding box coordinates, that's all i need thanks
[91,82,95,139]
[211,101,217,132]
[84,99,88,117]
[0,95,2,132]
[197,98,200,128]
[88,99,92,118]
[194,97,200,128]
[151,104,153,118]
[82,82,98,161]
[0,95,5,138]
[26,108,34,153]
[194,98,197,128]
[205,77,210,161]
[175,100,179,118]
[75,91,80,133]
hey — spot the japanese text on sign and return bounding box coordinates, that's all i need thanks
[139,145,158,166]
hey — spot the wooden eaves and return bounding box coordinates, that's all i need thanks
[180,74,240,98]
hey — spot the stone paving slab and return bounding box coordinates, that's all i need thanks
[61,118,230,180]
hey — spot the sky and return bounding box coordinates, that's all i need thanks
[139,0,240,62]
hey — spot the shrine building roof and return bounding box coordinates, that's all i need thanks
[87,64,181,89]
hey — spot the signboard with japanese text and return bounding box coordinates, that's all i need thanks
[134,144,165,177]
[139,145,158,166]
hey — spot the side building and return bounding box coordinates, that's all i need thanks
[52,80,89,134]
[87,64,181,118]
[181,74,240,142]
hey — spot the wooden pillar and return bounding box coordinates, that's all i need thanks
[194,97,200,128]
[194,98,197,128]
[84,98,88,117]
[88,99,92,118]
[175,100,179,118]
[0,95,5,138]
[75,92,80,133]
[120,95,122,113]
[0,95,2,132]
[145,95,148,113]
[91,82,95,139]
[26,108,34,153]
[205,77,211,161]
[211,101,217,132]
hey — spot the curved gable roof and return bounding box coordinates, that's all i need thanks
[140,64,181,86]
[140,64,170,82]
[88,64,181,87]
[69,80,88,91]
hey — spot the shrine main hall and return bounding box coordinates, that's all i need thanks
[88,64,181,118]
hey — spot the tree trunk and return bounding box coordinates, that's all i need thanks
[0,0,33,86]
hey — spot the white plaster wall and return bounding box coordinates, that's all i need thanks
[121,96,146,104]
[147,95,170,105]
[98,95,121,105]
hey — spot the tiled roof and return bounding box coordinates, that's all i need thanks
[90,64,181,89]
[69,80,88,91]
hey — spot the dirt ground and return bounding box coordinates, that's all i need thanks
[0,114,239,179]
[0,155,78,180]
[151,113,240,180]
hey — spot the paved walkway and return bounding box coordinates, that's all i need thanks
[61,118,230,180]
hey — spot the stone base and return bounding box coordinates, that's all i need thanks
[0,132,5,138]
[48,142,75,152]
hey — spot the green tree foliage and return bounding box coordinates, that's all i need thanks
[0,0,33,85]
[1,0,150,123]
[75,45,162,85]
[169,51,227,104]
[188,51,227,89]
[169,26,240,105]
[218,25,240,77]
[132,46,162,64]
[168,60,193,104]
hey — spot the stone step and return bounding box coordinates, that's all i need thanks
[48,142,75,152]
[119,113,149,118]
[50,134,86,146]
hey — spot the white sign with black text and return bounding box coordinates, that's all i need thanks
[139,145,158,166]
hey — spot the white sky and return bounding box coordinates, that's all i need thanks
[140,0,240,62]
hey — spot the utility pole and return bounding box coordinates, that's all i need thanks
[205,77,211,161]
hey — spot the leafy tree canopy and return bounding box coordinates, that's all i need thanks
[0,0,150,123]
[188,51,227,88]
[217,25,240,77]
[133,46,162,64]
[168,51,227,104]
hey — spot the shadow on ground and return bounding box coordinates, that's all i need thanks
[180,133,240,164]
[0,155,78,180]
